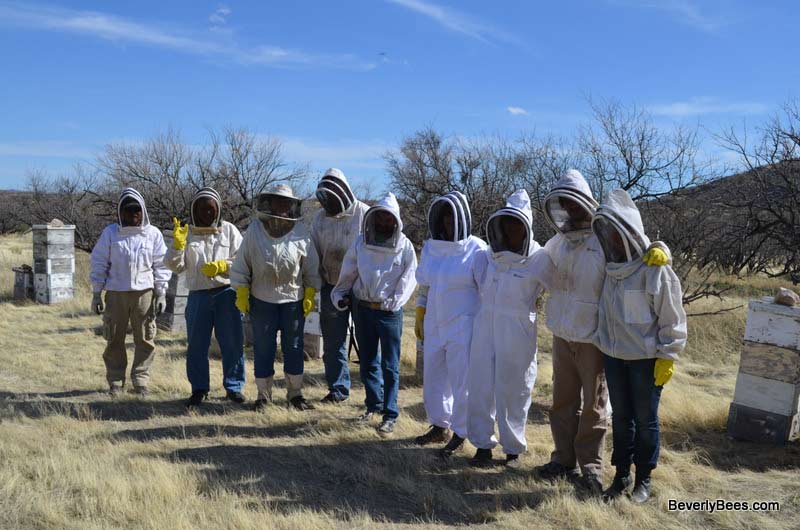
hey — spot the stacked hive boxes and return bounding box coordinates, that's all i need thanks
[31,224,75,304]
[727,297,800,444]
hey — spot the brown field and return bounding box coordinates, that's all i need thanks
[0,233,798,530]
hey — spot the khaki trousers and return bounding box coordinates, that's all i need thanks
[102,290,157,388]
[549,336,609,477]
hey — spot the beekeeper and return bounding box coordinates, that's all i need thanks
[591,188,686,503]
[466,190,553,468]
[311,168,369,404]
[332,192,417,436]
[230,184,321,412]
[90,188,170,396]
[413,191,487,457]
[165,187,246,408]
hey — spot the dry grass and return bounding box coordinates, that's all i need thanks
[0,233,798,529]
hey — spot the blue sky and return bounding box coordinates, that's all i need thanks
[0,0,797,190]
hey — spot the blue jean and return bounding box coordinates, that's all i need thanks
[185,287,245,393]
[352,301,403,421]
[603,355,663,473]
[320,283,353,398]
[250,297,305,378]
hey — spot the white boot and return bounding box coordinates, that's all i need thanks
[286,373,314,411]
[255,376,273,404]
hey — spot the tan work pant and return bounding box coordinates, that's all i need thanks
[549,336,609,478]
[102,289,157,388]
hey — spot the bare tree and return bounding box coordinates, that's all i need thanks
[717,100,800,283]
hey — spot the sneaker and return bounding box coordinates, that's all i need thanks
[289,396,315,411]
[356,411,375,423]
[253,398,269,412]
[320,392,348,404]
[469,448,494,468]
[377,419,396,435]
[108,383,123,397]
[132,386,149,397]
[226,390,246,404]
[440,433,466,457]
[534,461,580,482]
[602,471,633,502]
[414,425,451,446]
[630,476,652,504]
[186,391,208,408]
[505,454,522,469]
[579,474,604,497]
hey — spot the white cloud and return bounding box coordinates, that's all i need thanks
[385,0,519,45]
[0,140,95,158]
[279,137,390,170]
[208,5,231,26]
[648,97,768,117]
[608,0,729,32]
[507,106,529,116]
[0,2,376,71]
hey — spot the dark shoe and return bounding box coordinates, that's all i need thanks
[469,448,494,468]
[356,411,375,423]
[631,477,652,504]
[414,425,450,446]
[289,396,315,411]
[377,419,396,435]
[108,383,123,397]
[226,390,246,404]
[505,454,522,469]
[602,471,633,502]
[253,398,269,412]
[579,474,604,497]
[440,433,466,457]
[186,391,208,408]
[132,386,149,397]
[534,461,580,482]
[320,392,348,404]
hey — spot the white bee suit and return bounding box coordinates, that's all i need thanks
[467,190,554,455]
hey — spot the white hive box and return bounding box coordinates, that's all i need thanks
[31,224,75,304]
[728,297,800,444]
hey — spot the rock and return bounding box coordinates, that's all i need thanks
[774,287,800,307]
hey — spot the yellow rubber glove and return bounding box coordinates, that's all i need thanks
[654,358,674,386]
[235,286,250,315]
[643,247,668,267]
[303,287,317,317]
[172,217,189,250]
[201,259,229,278]
[415,306,426,340]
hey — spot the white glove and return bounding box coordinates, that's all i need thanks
[92,292,105,315]
[154,293,167,315]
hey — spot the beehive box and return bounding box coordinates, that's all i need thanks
[31,224,75,304]
[728,297,800,444]
[13,266,34,301]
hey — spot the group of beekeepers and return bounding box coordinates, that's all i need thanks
[89,167,687,503]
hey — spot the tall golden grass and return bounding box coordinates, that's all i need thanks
[0,233,798,529]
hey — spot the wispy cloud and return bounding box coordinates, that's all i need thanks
[280,137,390,171]
[385,0,519,45]
[0,140,95,159]
[648,97,769,117]
[608,0,730,32]
[507,106,529,116]
[0,2,376,70]
[208,5,231,26]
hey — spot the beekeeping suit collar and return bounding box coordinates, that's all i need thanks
[190,186,223,229]
[363,192,403,252]
[591,188,651,264]
[316,167,356,217]
[486,189,535,264]
[544,169,598,236]
[427,191,472,243]
[117,187,149,236]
